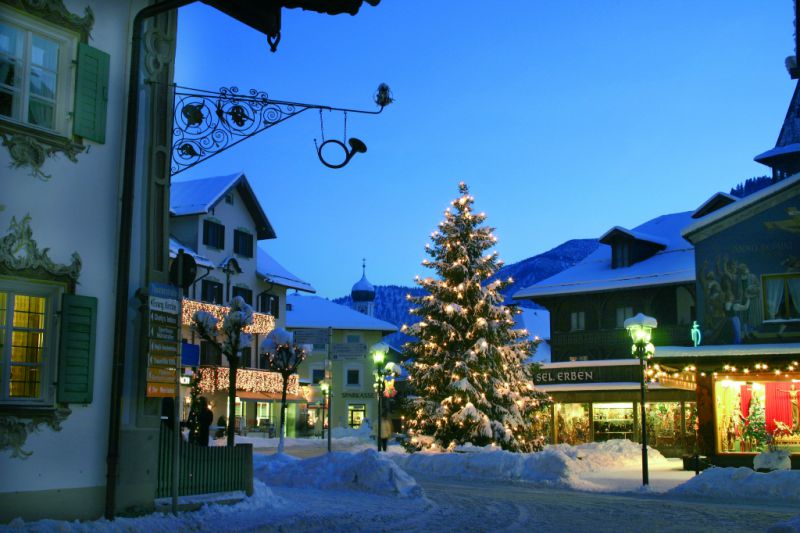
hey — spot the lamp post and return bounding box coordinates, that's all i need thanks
[371,342,388,452]
[320,379,331,453]
[624,313,657,487]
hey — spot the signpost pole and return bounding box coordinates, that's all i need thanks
[172,250,183,515]
[327,326,332,453]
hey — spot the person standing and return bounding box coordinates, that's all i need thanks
[197,397,214,446]
[379,412,392,451]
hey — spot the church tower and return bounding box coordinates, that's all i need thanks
[350,259,376,317]
[755,81,800,181]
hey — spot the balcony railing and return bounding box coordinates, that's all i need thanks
[551,324,693,358]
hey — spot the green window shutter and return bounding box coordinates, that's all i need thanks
[57,294,98,404]
[73,43,109,143]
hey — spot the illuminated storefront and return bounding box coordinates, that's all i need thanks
[534,360,697,457]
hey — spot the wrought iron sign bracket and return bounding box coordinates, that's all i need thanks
[171,83,392,175]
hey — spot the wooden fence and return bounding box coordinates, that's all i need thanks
[157,428,253,498]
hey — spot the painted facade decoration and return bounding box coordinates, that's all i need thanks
[695,195,800,345]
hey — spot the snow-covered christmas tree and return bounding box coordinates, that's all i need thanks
[402,182,552,453]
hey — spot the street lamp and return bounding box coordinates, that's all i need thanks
[624,312,657,487]
[371,342,390,452]
[320,379,331,453]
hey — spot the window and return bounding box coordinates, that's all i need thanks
[232,286,252,305]
[346,366,361,387]
[256,401,270,423]
[0,12,77,136]
[763,274,800,321]
[615,306,634,329]
[613,242,630,269]
[312,343,327,352]
[202,220,225,249]
[346,334,361,344]
[570,311,585,331]
[239,346,252,368]
[200,340,221,366]
[310,364,325,384]
[0,281,58,405]
[233,229,253,258]
[347,404,366,428]
[257,292,279,319]
[201,280,223,304]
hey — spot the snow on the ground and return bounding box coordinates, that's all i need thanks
[391,439,677,492]
[253,449,423,498]
[5,438,800,532]
[669,466,800,504]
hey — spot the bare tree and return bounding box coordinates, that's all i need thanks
[192,296,253,447]
[261,327,306,454]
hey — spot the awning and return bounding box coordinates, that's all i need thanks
[237,391,306,402]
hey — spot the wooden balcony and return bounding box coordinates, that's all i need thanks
[551,325,693,359]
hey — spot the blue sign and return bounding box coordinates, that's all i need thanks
[181,341,200,367]
[149,282,181,301]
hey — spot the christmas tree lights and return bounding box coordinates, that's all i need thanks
[402,182,552,453]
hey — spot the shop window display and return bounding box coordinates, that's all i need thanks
[593,402,634,442]
[554,403,590,445]
[715,379,800,454]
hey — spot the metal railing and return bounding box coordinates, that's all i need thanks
[156,427,253,498]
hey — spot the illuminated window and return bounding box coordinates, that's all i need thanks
[763,274,800,321]
[347,403,366,428]
[0,281,58,405]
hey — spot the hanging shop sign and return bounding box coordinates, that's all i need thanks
[146,282,181,398]
[293,328,329,346]
[332,343,367,360]
[533,364,641,385]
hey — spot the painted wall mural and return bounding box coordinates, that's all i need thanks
[695,196,799,345]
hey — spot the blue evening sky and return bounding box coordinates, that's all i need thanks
[174,1,795,298]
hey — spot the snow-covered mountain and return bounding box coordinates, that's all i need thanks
[333,239,598,348]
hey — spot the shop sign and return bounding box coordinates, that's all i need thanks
[342,392,377,399]
[533,364,640,385]
[332,343,366,359]
[294,328,329,345]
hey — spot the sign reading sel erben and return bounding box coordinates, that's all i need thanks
[145,282,181,398]
[533,364,640,385]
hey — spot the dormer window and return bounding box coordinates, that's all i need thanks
[600,226,667,269]
[613,242,630,268]
[224,193,233,205]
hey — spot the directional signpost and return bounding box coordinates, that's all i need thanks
[332,342,367,360]
[146,283,181,398]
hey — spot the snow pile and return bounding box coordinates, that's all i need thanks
[391,439,669,490]
[254,449,423,498]
[754,450,792,471]
[4,481,284,532]
[669,467,800,504]
[550,439,671,470]
[330,421,372,440]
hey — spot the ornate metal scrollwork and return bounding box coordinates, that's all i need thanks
[171,86,305,175]
[170,84,391,175]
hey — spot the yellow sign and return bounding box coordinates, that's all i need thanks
[147,367,177,383]
[147,382,176,397]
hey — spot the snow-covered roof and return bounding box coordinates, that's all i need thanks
[691,192,738,219]
[682,173,800,241]
[170,172,276,240]
[754,81,800,167]
[256,246,315,293]
[598,226,667,248]
[286,294,398,333]
[654,343,800,359]
[514,211,695,300]
[169,237,215,268]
